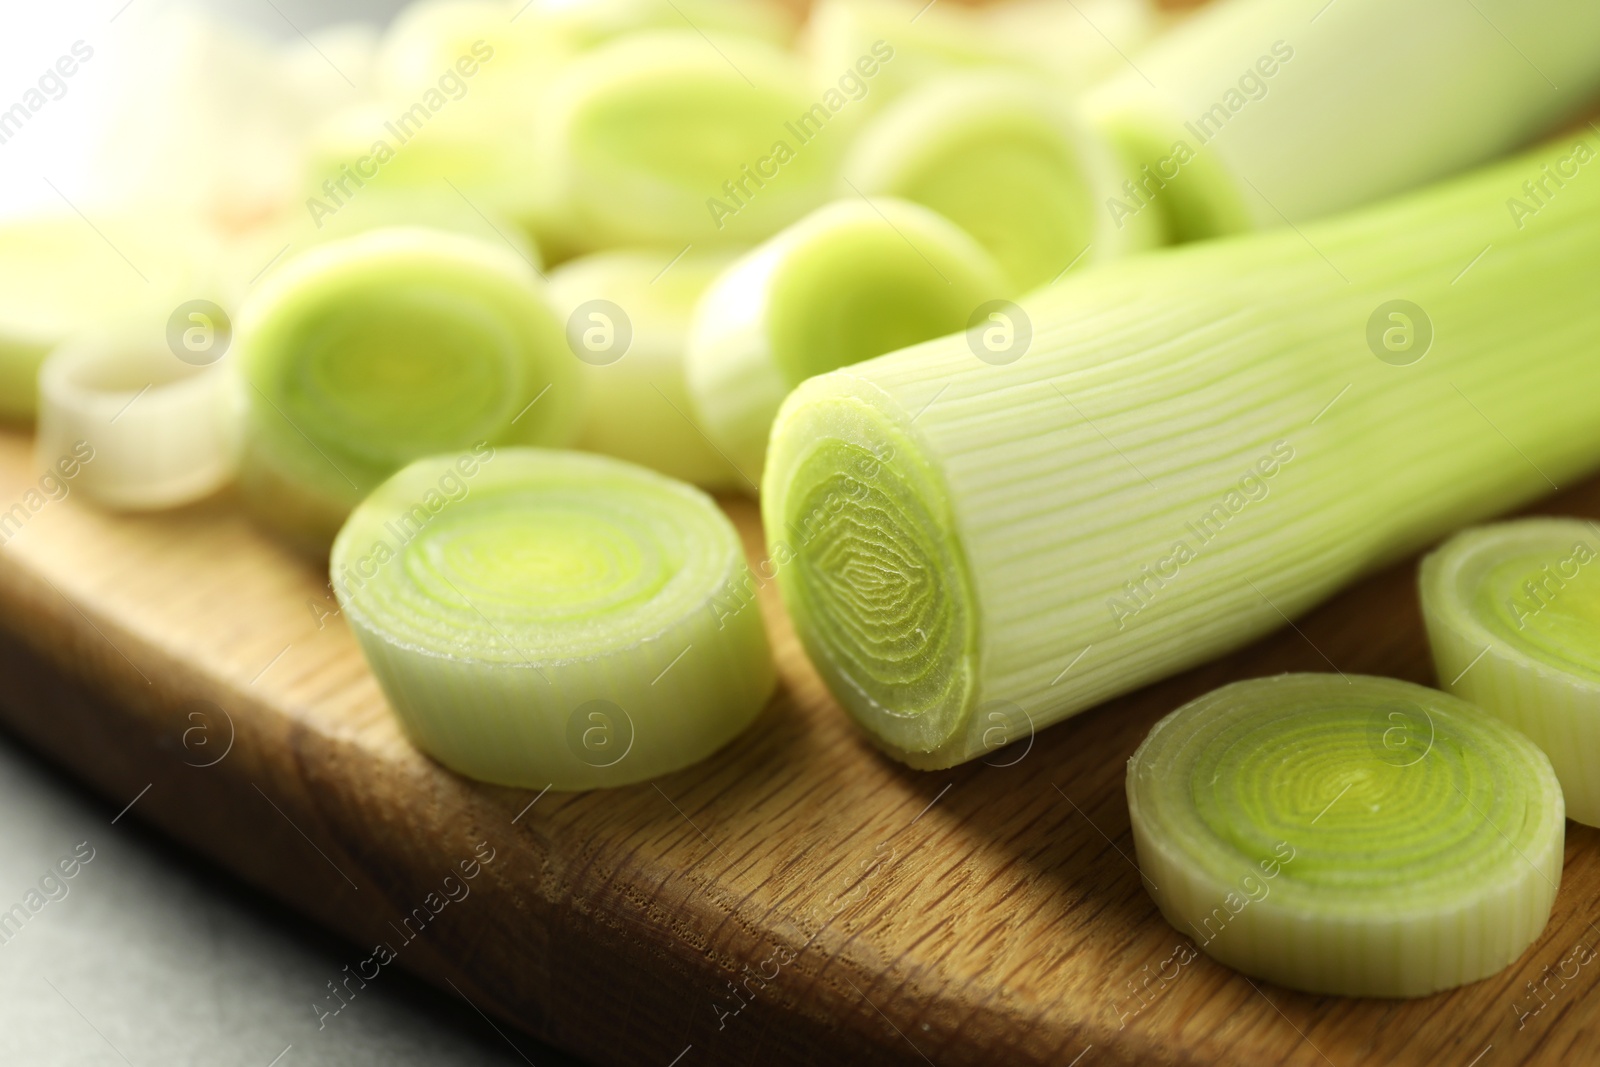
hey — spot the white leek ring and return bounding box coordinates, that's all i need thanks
[332,448,775,790]
[1128,674,1563,997]
[1423,517,1600,826]
[36,337,239,510]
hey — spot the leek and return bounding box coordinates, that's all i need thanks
[1085,0,1600,243]
[1129,674,1563,997]
[1423,518,1600,827]
[841,72,1153,292]
[36,338,238,511]
[762,138,1600,769]
[547,248,744,490]
[235,227,581,553]
[686,197,1008,482]
[332,448,774,790]
[539,30,837,250]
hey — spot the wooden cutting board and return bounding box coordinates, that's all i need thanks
[1,423,1598,1067]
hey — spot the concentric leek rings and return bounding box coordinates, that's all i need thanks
[333,448,775,790]
[1423,518,1600,826]
[1128,674,1563,997]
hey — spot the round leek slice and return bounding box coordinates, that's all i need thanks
[37,338,239,511]
[1129,674,1563,998]
[841,73,1150,292]
[236,226,582,554]
[540,30,835,249]
[332,449,775,790]
[685,198,1008,482]
[1423,518,1600,827]
[546,248,744,490]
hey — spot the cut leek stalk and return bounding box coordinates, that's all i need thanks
[540,30,836,249]
[546,248,745,490]
[1129,674,1563,998]
[332,448,775,789]
[1085,0,1600,243]
[686,197,1008,482]
[236,227,581,554]
[763,138,1600,769]
[1423,518,1600,827]
[842,73,1152,292]
[0,214,209,422]
[36,338,239,510]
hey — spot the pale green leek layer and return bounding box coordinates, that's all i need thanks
[842,73,1153,292]
[1129,675,1562,997]
[763,138,1600,768]
[686,197,1008,482]
[332,448,774,789]
[1086,0,1600,241]
[546,247,744,490]
[1423,518,1600,826]
[236,227,581,553]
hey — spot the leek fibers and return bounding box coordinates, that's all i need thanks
[1086,0,1600,243]
[763,136,1600,769]
[1130,675,1562,997]
[236,227,581,554]
[686,197,1008,482]
[1424,518,1600,827]
[332,449,774,789]
[547,248,744,490]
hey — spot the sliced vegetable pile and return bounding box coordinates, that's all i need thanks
[1,0,1599,1003]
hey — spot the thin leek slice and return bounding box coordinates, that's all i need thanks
[1423,518,1600,827]
[762,139,1600,768]
[236,226,582,554]
[1129,674,1563,997]
[540,30,835,249]
[546,248,744,490]
[36,338,239,511]
[841,73,1152,292]
[332,448,775,790]
[1084,0,1600,242]
[686,198,1008,482]
[0,213,209,422]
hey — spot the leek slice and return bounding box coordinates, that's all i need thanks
[0,214,209,422]
[36,338,239,511]
[1423,518,1600,827]
[1086,0,1600,242]
[332,449,775,789]
[540,30,835,249]
[763,138,1600,768]
[236,227,581,554]
[841,73,1153,292]
[685,198,1008,482]
[1129,674,1563,998]
[547,248,744,490]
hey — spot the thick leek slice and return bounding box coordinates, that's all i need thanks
[332,449,775,789]
[547,248,744,490]
[36,338,239,510]
[685,198,1008,482]
[540,30,835,249]
[1085,0,1600,242]
[841,73,1152,292]
[762,139,1600,768]
[236,227,581,554]
[1423,518,1600,827]
[1129,674,1563,997]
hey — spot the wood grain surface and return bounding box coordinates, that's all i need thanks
[3,426,1600,1067]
